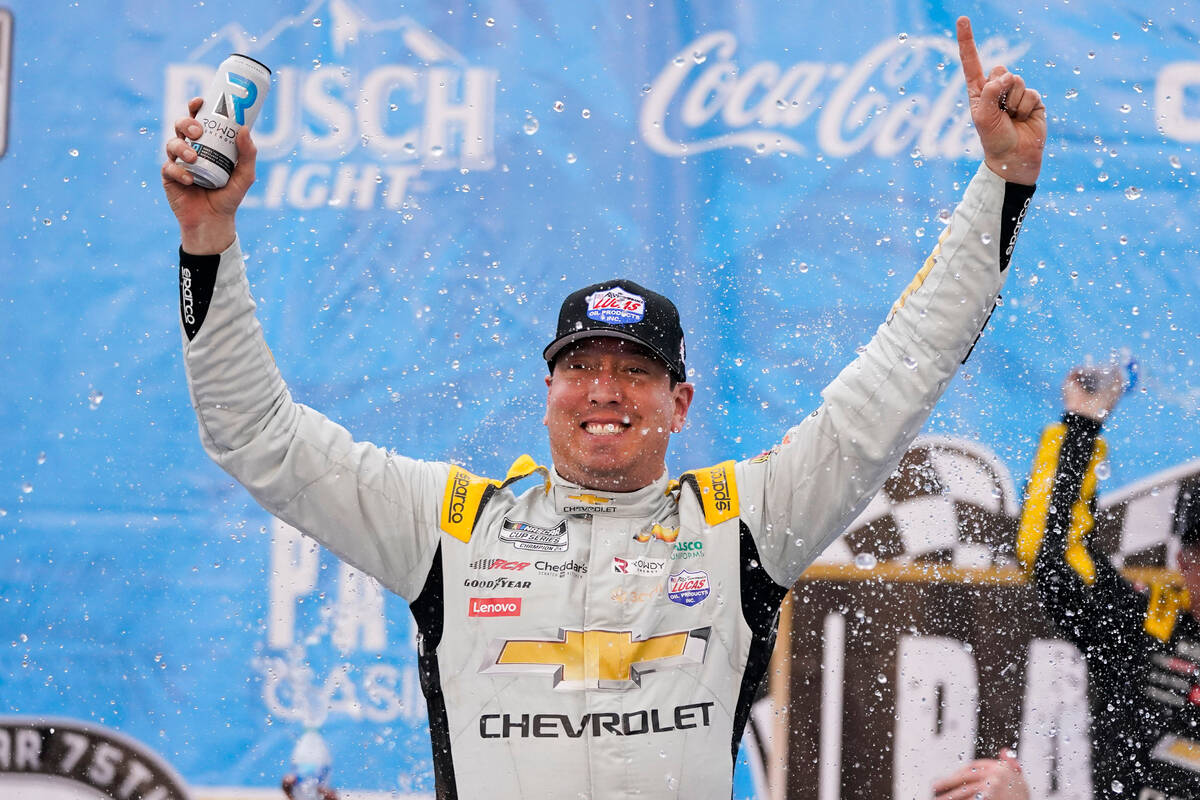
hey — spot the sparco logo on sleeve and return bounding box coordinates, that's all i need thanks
[500,518,568,552]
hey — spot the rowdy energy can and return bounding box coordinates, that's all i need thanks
[181,53,271,189]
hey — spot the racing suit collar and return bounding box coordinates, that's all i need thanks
[550,469,674,517]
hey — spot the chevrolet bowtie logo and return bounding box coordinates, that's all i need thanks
[567,493,613,504]
[481,628,710,690]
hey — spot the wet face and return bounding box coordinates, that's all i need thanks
[544,337,694,492]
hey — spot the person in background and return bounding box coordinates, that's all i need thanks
[1018,365,1200,800]
[933,749,1029,800]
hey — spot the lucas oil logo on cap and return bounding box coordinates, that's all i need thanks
[586,287,645,325]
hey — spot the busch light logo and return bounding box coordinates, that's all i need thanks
[667,570,710,607]
[639,30,1027,160]
[163,0,498,210]
[586,287,646,325]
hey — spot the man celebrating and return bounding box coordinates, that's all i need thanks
[163,17,1044,799]
[1018,366,1200,800]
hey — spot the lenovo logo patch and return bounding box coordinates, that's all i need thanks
[469,597,522,618]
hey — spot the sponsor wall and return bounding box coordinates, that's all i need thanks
[1,0,1198,796]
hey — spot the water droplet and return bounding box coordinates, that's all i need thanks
[1111,31,1121,40]
[1096,462,1112,480]
[980,232,993,245]
[581,108,591,119]
[312,17,322,26]
[21,482,33,494]
[797,262,809,273]
[553,100,564,112]
[854,552,878,570]
[42,218,52,226]
[1065,88,1079,99]
[1111,779,1124,794]
[485,17,495,27]
[897,32,908,42]
[910,147,922,159]
[523,117,539,135]
[991,486,1003,498]
[138,127,148,135]
[876,673,888,684]
[1087,51,1096,60]
[1119,103,1131,114]
[666,775,679,790]
[68,148,79,157]
[1124,186,1142,200]
[937,208,952,224]
[903,355,918,370]
[734,358,744,367]
[37,452,46,465]
[88,389,104,409]
[641,84,651,94]
[566,152,577,164]
[403,141,417,155]
[1141,20,1152,32]
[1169,155,1182,169]
[692,51,706,64]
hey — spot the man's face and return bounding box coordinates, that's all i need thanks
[544,337,694,492]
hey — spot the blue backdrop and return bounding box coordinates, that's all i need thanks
[2,1,1197,795]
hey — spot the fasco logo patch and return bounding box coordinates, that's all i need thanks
[667,570,710,607]
[469,597,522,617]
[671,541,703,560]
[585,286,645,325]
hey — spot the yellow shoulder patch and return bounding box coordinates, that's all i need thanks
[1145,580,1189,643]
[682,460,740,526]
[440,456,549,543]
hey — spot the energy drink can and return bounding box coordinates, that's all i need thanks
[181,53,271,189]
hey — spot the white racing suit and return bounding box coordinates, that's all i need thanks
[179,165,1034,799]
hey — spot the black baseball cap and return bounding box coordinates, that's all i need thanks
[543,279,686,382]
[1176,476,1200,547]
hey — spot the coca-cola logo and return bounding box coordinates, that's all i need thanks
[639,31,1028,160]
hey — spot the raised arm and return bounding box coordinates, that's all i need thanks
[1016,368,1164,656]
[162,102,446,601]
[741,16,1046,587]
